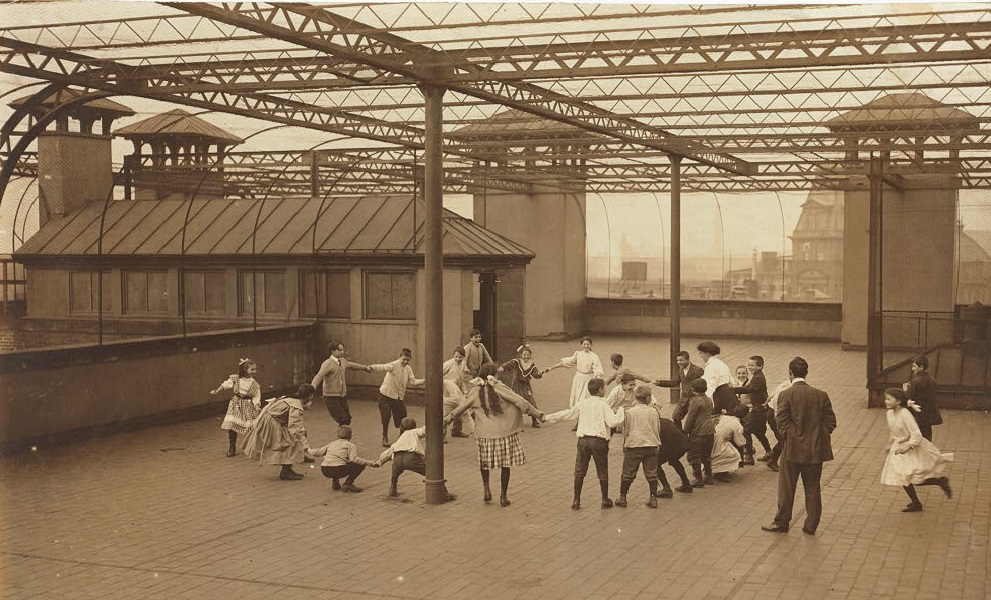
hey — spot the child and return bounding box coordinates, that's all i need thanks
[447,364,543,506]
[764,379,791,472]
[544,336,604,408]
[544,377,625,510]
[606,372,639,411]
[442,378,469,439]
[461,329,494,389]
[616,386,662,508]
[241,384,315,481]
[880,387,952,512]
[710,405,747,482]
[903,355,942,441]
[443,346,472,437]
[498,344,545,428]
[310,340,373,428]
[378,417,456,501]
[604,353,654,387]
[734,365,751,407]
[369,348,425,447]
[211,358,261,458]
[307,425,380,493]
[734,355,770,465]
[649,402,693,496]
[682,378,715,488]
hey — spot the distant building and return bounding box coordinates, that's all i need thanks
[789,191,844,301]
[958,229,991,304]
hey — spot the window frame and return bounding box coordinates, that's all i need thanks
[238,269,287,316]
[362,269,416,321]
[299,268,351,319]
[122,269,170,315]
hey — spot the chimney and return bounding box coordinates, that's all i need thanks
[8,89,134,227]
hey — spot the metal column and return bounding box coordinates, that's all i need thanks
[866,155,884,386]
[420,83,450,505]
[669,155,682,402]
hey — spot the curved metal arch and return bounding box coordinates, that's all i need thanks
[0,87,110,219]
[9,175,37,253]
[651,192,666,298]
[18,195,40,254]
[175,114,284,336]
[246,135,357,330]
[711,192,726,300]
[0,81,61,156]
[99,108,218,344]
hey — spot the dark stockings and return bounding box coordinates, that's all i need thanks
[227,430,237,456]
[481,468,511,505]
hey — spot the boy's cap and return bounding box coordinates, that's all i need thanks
[689,378,707,393]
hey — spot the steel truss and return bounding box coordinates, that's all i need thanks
[1,2,990,192]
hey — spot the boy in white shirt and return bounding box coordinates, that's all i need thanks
[370,348,425,447]
[544,378,625,510]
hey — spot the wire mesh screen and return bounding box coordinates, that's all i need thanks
[586,191,821,302]
[879,188,991,372]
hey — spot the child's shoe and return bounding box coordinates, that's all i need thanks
[332,478,341,490]
[381,436,391,448]
[571,498,581,510]
[938,477,952,499]
[601,497,614,509]
[742,452,755,466]
[615,494,628,508]
[500,496,511,507]
[658,487,674,499]
[389,482,399,497]
[675,484,693,494]
[341,483,363,493]
[646,495,658,508]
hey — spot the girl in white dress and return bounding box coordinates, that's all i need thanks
[212,358,261,457]
[880,388,953,512]
[545,336,604,408]
[710,410,747,480]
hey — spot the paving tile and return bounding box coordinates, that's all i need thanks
[0,336,987,599]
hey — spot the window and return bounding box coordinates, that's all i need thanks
[69,270,112,313]
[363,270,415,320]
[300,269,350,318]
[239,270,286,316]
[124,270,169,314]
[184,270,226,316]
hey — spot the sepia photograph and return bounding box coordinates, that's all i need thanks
[1,2,989,598]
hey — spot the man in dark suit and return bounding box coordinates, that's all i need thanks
[762,356,836,536]
[655,350,705,429]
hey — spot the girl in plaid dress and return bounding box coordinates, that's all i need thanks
[211,358,261,457]
[448,363,543,507]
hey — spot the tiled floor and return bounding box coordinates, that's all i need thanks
[1,336,986,599]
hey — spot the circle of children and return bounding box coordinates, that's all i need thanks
[214,332,952,512]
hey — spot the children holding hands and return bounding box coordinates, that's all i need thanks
[307,425,380,493]
[616,386,663,508]
[544,377,624,509]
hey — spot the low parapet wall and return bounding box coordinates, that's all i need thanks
[587,298,842,341]
[0,324,318,452]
